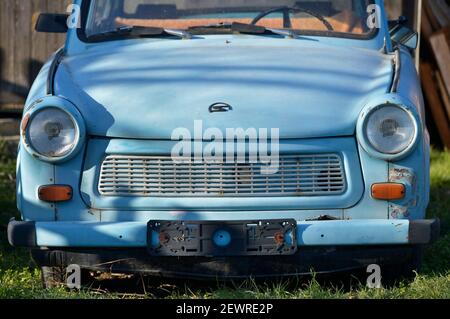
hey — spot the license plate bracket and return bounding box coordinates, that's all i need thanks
[147,219,297,257]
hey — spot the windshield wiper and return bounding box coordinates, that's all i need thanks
[231,22,298,38]
[88,25,192,40]
[92,23,296,41]
[189,22,298,38]
[188,22,233,30]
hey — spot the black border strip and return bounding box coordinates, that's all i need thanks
[46,47,65,95]
[1,299,445,316]
[390,49,401,93]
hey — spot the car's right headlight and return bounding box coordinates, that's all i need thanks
[357,96,421,161]
[21,97,85,162]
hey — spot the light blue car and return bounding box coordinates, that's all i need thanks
[8,0,440,287]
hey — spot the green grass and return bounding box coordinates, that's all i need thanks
[0,151,449,299]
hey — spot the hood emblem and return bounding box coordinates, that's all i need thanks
[209,102,233,113]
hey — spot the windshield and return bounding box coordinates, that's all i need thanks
[83,0,377,40]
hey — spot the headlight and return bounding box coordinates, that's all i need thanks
[358,101,420,160]
[366,105,415,154]
[28,108,78,158]
[21,97,85,163]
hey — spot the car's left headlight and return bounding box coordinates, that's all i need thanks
[357,99,420,160]
[28,107,78,158]
[366,104,416,154]
[21,97,85,163]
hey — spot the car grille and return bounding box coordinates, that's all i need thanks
[98,154,346,197]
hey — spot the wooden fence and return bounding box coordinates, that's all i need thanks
[0,0,419,111]
[0,0,70,110]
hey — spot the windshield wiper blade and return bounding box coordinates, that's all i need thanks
[92,23,295,40]
[161,28,193,39]
[123,25,193,39]
[188,22,297,38]
[266,28,298,38]
[231,22,298,38]
[188,22,233,31]
[89,25,192,40]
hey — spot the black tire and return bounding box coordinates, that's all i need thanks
[41,266,66,289]
[41,266,94,289]
[383,245,424,285]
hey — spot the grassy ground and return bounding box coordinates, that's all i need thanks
[0,150,449,299]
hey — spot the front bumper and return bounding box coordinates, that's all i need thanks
[8,218,440,248]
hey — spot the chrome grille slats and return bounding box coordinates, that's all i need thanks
[98,154,346,197]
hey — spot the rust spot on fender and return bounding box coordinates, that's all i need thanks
[389,168,415,184]
[21,113,31,136]
[390,204,409,219]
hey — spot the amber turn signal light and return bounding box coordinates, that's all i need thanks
[371,183,405,200]
[38,185,73,202]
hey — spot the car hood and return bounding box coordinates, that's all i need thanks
[58,38,393,139]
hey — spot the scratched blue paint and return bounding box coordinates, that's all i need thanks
[34,219,410,248]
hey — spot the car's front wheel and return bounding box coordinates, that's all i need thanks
[40,266,93,289]
[383,245,424,284]
[41,266,66,289]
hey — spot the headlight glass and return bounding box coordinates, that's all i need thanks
[27,108,77,158]
[366,105,415,154]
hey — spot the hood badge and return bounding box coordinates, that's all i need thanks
[209,102,233,113]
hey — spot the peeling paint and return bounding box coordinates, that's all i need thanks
[389,167,414,184]
[390,204,409,219]
[388,166,417,219]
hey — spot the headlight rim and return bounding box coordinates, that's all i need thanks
[21,97,86,163]
[357,99,421,161]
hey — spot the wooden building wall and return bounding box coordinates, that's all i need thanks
[0,0,70,110]
[0,0,420,111]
